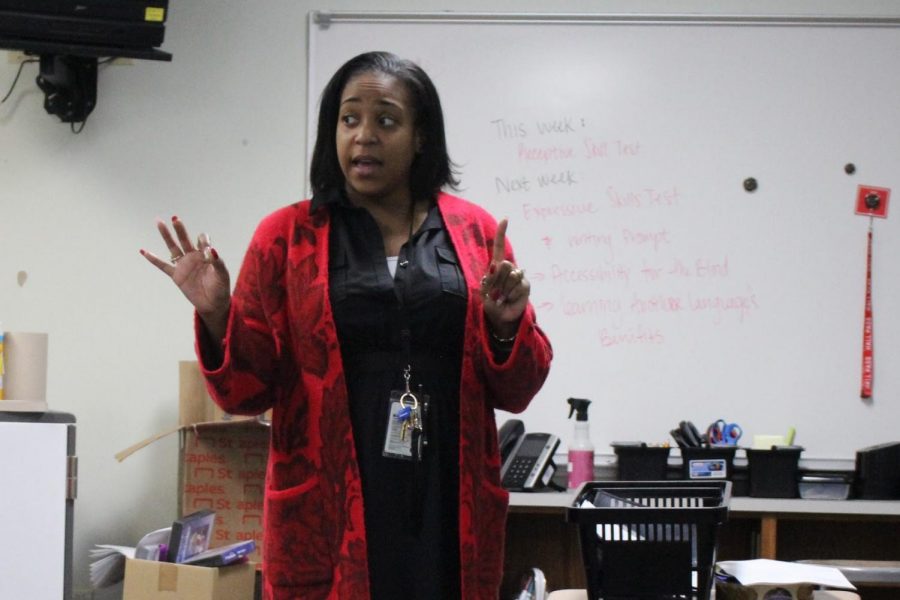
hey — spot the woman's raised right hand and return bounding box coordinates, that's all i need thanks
[140,216,231,341]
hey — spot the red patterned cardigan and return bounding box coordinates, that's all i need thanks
[196,192,553,599]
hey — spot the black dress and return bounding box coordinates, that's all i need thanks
[324,191,466,600]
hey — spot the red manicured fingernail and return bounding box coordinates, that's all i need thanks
[490,263,496,274]
[211,248,219,260]
[490,289,501,301]
[171,215,178,222]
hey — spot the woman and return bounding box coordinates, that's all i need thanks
[142,51,552,600]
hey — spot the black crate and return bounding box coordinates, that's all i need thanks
[746,446,803,498]
[855,441,900,499]
[612,443,672,481]
[568,480,731,600]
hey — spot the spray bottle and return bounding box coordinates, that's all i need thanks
[566,397,594,489]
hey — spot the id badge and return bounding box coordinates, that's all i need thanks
[382,388,429,461]
[383,390,415,460]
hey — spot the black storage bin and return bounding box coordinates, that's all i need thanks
[680,446,738,481]
[730,469,750,497]
[746,446,803,498]
[567,480,731,600]
[612,443,671,481]
[855,441,900,499]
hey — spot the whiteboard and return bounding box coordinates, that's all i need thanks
[307,12,900,458]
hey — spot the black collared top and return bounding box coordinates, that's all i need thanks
[315,188,465,600]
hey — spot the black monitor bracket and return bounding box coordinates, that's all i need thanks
[35,54,97,123]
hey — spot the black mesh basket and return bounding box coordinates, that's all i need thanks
[567,480,731,600]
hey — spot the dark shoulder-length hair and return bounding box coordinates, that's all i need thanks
[309,51,459,201]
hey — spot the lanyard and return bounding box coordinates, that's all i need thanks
[394,200,429,462]
[397,201,430,532]
[397,201,417,373]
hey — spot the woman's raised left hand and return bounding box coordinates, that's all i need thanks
[480,219,530,339]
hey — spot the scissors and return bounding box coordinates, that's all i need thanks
[706,419,742,446]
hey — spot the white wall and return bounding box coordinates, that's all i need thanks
[2,1,899,597]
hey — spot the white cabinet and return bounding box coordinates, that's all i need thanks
[0,411,75,600]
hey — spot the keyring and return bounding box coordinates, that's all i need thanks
[398,391,418,411]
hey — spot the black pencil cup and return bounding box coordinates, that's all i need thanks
[680,446,738,481]
[746,446,804,498]
[612,443,671,481]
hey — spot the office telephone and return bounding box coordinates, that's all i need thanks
[499,419,560,491]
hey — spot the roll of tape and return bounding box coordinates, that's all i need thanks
[5,331,48,402]
[752,434,786,450]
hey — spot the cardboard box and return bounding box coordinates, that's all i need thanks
[177,362,269,561]
[716,581,815,600]
[178,421,268,560]
[117,362,271,563]
[123,558,255,600]
[178,361,272,426]
[179,360,230,426]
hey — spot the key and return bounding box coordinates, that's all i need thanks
[407,407,423,443]
[410,408,422,460]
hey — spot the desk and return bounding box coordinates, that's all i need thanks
[725,497,900,559]
[502,492,900,598]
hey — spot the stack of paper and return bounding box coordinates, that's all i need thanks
[717,559,856,589]
[88,527,171,588]
[88,545,134,588]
